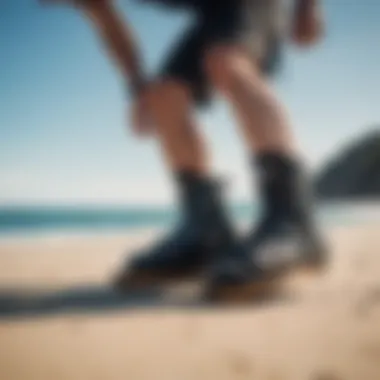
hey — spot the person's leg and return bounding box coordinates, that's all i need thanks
[143,81,208,175]
[115,24,238,289]
[198,1,327,299]
[200,0,293,155]
[205,46,295,155]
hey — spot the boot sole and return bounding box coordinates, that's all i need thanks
[206,256,328,303]
[113,267,203,291]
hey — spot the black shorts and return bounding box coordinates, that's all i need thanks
[158,0,285,106]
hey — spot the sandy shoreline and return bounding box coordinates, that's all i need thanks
[0,225,379,380]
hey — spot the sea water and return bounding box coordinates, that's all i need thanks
[0,202,379,238]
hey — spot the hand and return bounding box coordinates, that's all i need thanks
[130,91,154,138]
[291,1,324,47]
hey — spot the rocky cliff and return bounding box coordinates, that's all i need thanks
[315,129,380,199]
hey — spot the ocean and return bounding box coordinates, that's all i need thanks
[0,202,379,238]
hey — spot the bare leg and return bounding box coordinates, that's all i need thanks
[204,46,296,155]
[144,80,209,175]
[203,46,327,301]
[115,80,236,288]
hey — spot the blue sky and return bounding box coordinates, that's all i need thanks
[1,0,380,205]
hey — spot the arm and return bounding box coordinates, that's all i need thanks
[83,1,146,93]
[42,0,146,94]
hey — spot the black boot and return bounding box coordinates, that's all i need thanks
[208,153,328,300]
[114,172,236,290]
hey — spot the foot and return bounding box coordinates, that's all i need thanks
[114,174,236,291]
[206,216,328,301]
[114,222,234,289]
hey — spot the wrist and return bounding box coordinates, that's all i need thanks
[128,76,148,98]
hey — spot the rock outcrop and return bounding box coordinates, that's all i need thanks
[315,129,380,199]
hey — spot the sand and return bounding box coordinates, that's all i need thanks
[0,225,379,380]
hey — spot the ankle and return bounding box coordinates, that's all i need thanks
[253,151,315,225]
[175,170,234,230]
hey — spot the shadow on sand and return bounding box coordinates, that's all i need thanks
[0,283,291,320]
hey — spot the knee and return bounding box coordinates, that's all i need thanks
[203,46,259,93]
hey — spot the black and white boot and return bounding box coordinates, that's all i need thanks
[207,153,328,300]
[114,172,237,290]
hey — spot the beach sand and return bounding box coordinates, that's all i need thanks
[0,225,379,380]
